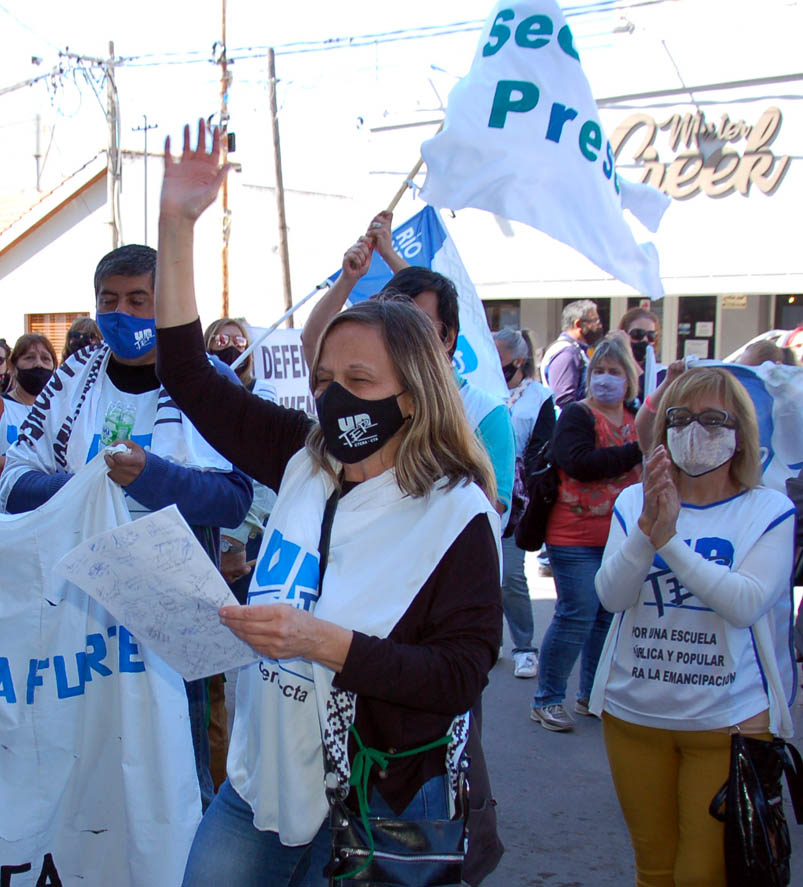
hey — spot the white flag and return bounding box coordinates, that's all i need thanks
[420,0,669,300]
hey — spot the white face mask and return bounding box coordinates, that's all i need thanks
[667,423,737,477]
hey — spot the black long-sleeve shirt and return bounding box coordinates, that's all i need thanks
[551,401,641,482]
[156,320,502,811]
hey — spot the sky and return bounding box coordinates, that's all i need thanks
[1,1,800,218]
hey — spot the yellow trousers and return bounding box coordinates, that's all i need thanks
[602,712,771,887]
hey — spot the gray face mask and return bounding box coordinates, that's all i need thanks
[667,423,737,477]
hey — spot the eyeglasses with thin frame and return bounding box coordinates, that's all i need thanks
[628,328,657,343]
[212,333,247,349]
[665,407,738,429]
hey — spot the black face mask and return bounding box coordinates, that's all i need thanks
[16,366,53,397]
[315,381,407,464]
[630,340,648,364]
[214,345,242,367]
[502,362,519,383]
[0,372,10,394]
[582,324,604,347]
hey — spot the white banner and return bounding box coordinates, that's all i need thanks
[249,327,315,415]
[420,0,669,300]
[0,452,199,886]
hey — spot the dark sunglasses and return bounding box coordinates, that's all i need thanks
[628,328,657,343]
[69,333,100,348]
[665,407,738,429]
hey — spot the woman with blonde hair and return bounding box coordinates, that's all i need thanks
[204,316,258,390]
[592,367,797,886]
[154,123,504,887]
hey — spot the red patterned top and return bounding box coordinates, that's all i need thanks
[547,404,642,547]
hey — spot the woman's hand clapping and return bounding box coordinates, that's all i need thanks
[638,445,680,549]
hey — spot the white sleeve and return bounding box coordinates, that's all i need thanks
[656,514,795,629]
[595,513,656,612]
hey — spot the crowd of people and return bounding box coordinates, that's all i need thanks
[0,121,801,887]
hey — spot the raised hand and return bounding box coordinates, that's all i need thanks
[161,120,230,223]
[342,237,374,283]
[366,211,393,257]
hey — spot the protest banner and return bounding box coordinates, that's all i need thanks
[419,0,669,300]
[328,204,508,399]
[0,452,199,887]
[249,325,315,414]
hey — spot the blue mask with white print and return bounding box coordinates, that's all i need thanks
[96,312,156,360]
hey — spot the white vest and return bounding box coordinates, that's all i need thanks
[227,449,499,845]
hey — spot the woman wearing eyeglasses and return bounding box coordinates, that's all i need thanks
[591,367,796,887]
[204,318,256,388]
[617,307,666,407]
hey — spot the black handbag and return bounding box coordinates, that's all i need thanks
[709,731,803,887]
[325,726,470,886]
[514,440,559,552]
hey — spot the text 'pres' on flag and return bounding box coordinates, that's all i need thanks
[419,0,670,300]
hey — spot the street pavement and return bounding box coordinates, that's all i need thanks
[481,552,803,887]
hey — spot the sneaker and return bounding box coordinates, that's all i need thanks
[530,703,574,732]
[513,650,538,679]
[574,698,595,717]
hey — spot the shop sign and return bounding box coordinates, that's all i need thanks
[722,294,748,309]
[610,106,791,199]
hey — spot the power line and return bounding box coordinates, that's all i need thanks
[0,1,59,50]
[118,1,677,68]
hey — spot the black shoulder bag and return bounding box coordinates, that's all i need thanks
[709,730,803,886]
[514,439,559,552]
[316,488,471,887]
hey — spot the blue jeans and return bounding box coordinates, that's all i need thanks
[534,544,611,707]
[501,534,535,652]
[185,678,214,811]
[181,775,450,886]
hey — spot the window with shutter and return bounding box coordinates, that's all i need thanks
[25,312,90,360]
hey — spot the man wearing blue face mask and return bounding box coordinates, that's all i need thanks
[0,243,253,810]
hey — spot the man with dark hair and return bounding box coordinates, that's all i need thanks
[0,243,253,810]
[379,267,461,356]
[92,242,157,301]
[302,215,515,520]
[542,299,603,408]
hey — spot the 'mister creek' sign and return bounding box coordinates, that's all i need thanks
[610,106,791,199]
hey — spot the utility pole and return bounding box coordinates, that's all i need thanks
[268,48,293,326]
[106,41,120,249]
[132,115,158,244]
[219,0,231,317]
[34,114,41,191]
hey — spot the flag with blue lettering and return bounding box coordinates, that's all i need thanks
[419,0,669,300]
[328,205,508,399]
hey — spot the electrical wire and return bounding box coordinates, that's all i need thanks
[0,1,59,50]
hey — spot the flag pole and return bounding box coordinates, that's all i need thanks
[384,121,442,214]
[236,123,443,369]
[231,283,327,371]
